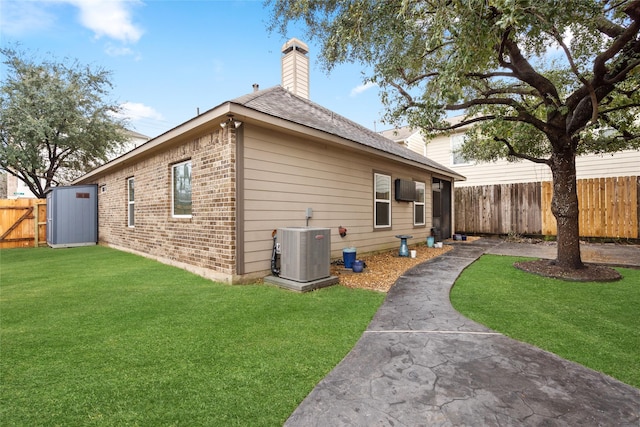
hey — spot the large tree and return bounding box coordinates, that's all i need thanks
[269,0,640,271]
[0,48,128,198]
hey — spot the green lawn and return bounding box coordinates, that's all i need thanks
[0,246,385,426]
[450,254,640,388]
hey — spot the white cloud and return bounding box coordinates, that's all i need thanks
[67,0,144,43]
[0,0,143,44]
[350,81,377,97]
[119,102,164,122]
[0,1,58,36]
[105,43,137,58]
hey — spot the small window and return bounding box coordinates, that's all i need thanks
[127,177,135,227]
[451,134,471,166]
[374,173,391,228]
[172,160,192,218]
[414,181,425,226]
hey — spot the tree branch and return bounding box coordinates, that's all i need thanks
[498,137,550,164]
[595,15,626,38]
[388,80,415,105]
[466,71,516,79]
[549,25,599,123]
[445,98,549,133]
[480,86,539,97]
[397,68,437,86]
[594,5,640,81]
[429,115,498,132]
[501,38,562,108]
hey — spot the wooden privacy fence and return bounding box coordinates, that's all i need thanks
[0,199,47,249]
[455,176,639,239]
[455,182,542,236]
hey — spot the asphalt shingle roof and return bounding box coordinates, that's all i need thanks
[379,126,418,143]
[231,86,461,178]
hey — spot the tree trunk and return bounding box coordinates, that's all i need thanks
[549,149,584,270]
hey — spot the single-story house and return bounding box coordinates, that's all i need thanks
[74,39,464,284]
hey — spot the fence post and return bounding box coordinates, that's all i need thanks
[34,205,39,247]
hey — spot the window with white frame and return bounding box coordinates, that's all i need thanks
[414,181,425,226]
[172,160,192,218]
[451,134,471,165]
[374,173,391,228]
[127,177,135,227]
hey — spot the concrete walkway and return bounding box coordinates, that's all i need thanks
[285,239,640,426]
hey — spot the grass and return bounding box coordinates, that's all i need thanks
[0,246,385,426]
[450,254,640,388]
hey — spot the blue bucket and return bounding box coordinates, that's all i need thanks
[343,247,356,269]
[427,236,435,248]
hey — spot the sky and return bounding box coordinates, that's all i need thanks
[0,0,389,139]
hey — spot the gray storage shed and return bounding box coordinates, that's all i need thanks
[46,185,98,248]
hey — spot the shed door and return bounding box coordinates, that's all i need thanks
[46,191,53,244]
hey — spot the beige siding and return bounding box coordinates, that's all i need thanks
[406,132,426,156]
[241,126,433,276]
[425,132,640,187]
[281,54,309,98]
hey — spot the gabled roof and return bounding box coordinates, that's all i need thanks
[231,86,462,179]
[75,85,464,183]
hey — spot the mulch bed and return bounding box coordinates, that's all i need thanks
[514,259,622,282]
[331,244,454,292]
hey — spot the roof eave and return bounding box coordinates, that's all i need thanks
[74,101,465,184]
[228,103,466,180]
[73,103,234,184]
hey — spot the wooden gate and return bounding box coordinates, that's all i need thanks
[0,199,47,249]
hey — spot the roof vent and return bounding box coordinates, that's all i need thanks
[252,83,259,92]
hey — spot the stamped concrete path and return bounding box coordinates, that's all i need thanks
[285,239,640,426]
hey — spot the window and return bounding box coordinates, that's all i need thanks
[451,134,471,165]
[374,173,391,228]
[414,181,425,226]
[127,177,135,227]
[172,160,192,218]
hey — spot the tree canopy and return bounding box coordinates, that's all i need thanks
[269,0,639,157]
[0,48,128,198]
[269,0,640,272]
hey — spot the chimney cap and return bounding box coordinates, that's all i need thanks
[281,38,309,55]
[252,83,259,92]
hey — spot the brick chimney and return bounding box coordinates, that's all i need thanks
[281,38,309,99]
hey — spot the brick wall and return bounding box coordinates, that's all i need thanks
[89,127,237,282]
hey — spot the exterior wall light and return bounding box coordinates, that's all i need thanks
[220,114,242,129]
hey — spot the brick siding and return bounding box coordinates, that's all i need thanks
[89,127,237,282]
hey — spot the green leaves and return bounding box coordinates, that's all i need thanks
[0,48,128,197]
[267,0,640,161]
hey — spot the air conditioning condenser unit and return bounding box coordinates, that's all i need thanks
[278,227,331,282]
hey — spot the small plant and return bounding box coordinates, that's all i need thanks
[505,230,525,242]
